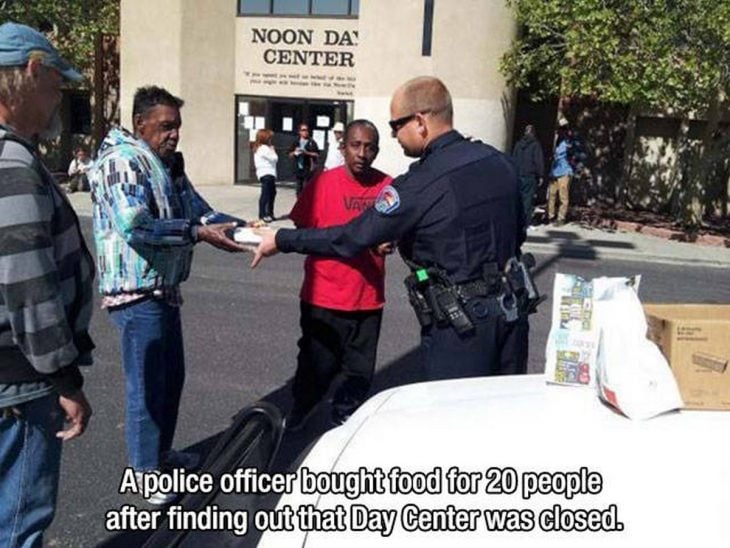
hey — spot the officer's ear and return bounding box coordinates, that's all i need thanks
[416,112,428,137]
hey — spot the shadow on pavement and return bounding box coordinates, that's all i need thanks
[584,239,635,249]
[528,224,639,261]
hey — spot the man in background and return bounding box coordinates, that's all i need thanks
[288,122,319,196]
[66,145,93,192]
[512,124,544,228]
[547,120,575,225]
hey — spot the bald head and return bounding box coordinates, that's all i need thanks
[389,76,454,157]
[391,76,453,126]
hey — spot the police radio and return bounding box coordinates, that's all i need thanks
[403,266,475,335]
[433,286,475,335]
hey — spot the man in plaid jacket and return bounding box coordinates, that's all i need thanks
[91,85,247,504]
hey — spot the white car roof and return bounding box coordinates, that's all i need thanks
[260,374,730,547]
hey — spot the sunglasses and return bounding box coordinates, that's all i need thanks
[388,113,418,134]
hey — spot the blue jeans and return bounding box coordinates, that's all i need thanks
[0,393,64,548]
[109,298,185,471]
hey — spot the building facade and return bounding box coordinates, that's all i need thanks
[120,0,517,185]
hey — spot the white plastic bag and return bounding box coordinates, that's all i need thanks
[594,281,684,420]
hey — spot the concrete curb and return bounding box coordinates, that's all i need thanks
[523,241,730,268]
[607,220,730,248]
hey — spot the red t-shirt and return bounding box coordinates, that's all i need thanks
[289,166,392,311]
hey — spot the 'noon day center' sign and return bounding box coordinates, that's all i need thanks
[236,18,358,100]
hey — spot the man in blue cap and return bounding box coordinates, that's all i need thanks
[0,22,94,547]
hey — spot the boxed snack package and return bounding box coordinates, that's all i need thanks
[644,304,730,410]
[545,274,640,387]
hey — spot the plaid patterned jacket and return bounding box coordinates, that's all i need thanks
[91,127,224,296]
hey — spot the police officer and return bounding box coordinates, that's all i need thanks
[253,76,529,380]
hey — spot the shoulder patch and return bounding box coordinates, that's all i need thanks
[374,185,401,214]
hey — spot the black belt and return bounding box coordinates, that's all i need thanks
[455,279,501,301]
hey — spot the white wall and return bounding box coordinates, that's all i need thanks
[354,0,518,178]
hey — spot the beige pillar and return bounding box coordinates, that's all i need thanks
[120,0,235,185]
[355,0,517,177]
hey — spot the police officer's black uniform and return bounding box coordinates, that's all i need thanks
[276,130,528,380]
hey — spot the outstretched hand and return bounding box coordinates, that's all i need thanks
[197,222,250,253]
[251,228,279,268]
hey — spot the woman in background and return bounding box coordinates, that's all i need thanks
[254,128,278,222]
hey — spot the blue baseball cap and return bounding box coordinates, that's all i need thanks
[0,22,83,82]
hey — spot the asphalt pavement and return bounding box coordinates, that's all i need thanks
[44,185,730,547]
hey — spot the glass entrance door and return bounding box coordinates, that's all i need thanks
[235,96,351,184]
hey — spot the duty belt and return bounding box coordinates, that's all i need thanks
[454,279,500,301]
[458,280,521,323]
[401,254,544,335]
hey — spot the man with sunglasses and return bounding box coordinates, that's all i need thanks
[288,123,320,196]
[254,76,528,382]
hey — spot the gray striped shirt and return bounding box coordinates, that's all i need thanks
[0,126,95,405]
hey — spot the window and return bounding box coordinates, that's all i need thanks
[239,0,270,14]
[312,0,349,15]
[273,0,308,14]
[238,0,359,16]
[422,0,434,56]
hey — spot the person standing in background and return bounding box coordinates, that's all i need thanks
[288,123,319,196]
[254,128,278,222]
[324,121,345,171]
[547,120,574,225]
[511,124,544,228]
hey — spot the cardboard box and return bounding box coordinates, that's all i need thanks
[644,304,730,410]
